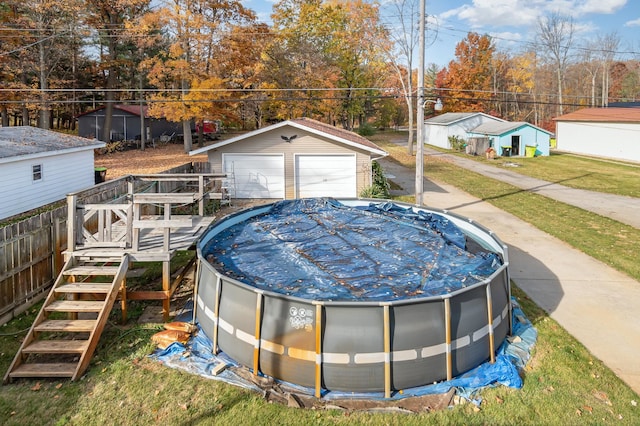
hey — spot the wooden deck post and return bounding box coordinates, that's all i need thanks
[198,175,205,216]
[66,195,77,254]
[121,276,127,323]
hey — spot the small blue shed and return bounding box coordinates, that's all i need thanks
[468,121,552,157]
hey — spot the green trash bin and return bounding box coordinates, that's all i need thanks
[525,146,536,158]
[94,167,107,184]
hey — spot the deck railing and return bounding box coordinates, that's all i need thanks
[67,173,226,254]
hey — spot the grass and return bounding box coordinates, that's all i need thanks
[1,131,639,424]
[450,148,640,198]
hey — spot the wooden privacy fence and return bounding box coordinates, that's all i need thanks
[0,162,210,325]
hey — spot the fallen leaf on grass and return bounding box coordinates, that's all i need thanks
[593,391,612,406]
[55,383,63,389]
[582,406,593,413]
[31,382,41,391]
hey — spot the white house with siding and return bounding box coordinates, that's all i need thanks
[554,108,640,163]
[190,118,387,199]
[0,126,105,220]
[424,112,506,149]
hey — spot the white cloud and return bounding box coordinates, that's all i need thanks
[575,0,627,15]
[625,18,640,27]
[441,0,629,31]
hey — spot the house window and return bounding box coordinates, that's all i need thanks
[32,164,43,182]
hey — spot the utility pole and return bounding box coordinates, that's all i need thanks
[415,0,426,206]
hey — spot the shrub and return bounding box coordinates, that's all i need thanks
[357,123,376,137]
[448,135,466,151]
[360,160,390,199]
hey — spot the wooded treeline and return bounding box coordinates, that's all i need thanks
[1,0,639,143]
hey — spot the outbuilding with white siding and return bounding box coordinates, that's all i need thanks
[189,118,387,199]
[554,108,640,163]
[424,112,506,149]
[0,126,105,220]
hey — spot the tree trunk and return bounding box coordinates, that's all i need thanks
[556,67,563,116]
[182,121,192,153]
[102,25,119,142]
[38,41,50,129]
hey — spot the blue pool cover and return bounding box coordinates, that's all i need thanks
[202,198,503,301]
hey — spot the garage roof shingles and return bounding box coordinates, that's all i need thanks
[290,117,385,153]
[554,107,640,123]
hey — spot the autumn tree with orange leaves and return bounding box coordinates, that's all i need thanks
[142,0,255,151]
[437,32,496,113]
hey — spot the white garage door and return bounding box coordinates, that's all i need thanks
[296,154,357,198]
[223,154,285,199]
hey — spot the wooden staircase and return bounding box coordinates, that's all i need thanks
[3,254,129,383]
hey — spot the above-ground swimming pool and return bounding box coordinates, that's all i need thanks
[195,198,511,397]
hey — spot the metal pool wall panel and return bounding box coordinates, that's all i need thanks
[449,285,491,376]
[322,305,385,392]
[216,278,259,369]
[195,263,217,349]
[490,269,511,348]
[389,300,448,389]
[259,295,316,388]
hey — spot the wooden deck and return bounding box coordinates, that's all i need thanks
[64,173,226,321]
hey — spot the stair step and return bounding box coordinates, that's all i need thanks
[23,340,88,354]
[45,300,105,313]
[56,283,114,294]
[35,319,96,332]
[9,363,77,379]
[63,266,121,276]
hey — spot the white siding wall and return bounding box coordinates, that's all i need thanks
[0,150,96,220]
[425,116,505,149]
[556,121,640,163]
[425,125,450,149]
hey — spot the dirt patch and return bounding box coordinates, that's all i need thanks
[94,142,210,180]
[231,366,456,413]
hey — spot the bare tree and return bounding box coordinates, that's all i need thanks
[382,0,420,155]
[580,39,601,107]
[597,32,620,106]
[537,12,574,115]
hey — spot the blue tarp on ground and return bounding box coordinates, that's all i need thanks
[150,299,537,404]
[202,198,502,302]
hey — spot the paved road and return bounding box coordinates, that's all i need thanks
[378,156,640,395]
[424,147,640,229]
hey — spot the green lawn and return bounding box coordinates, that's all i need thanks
[1,132,639,424]
[453,148,640,198]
